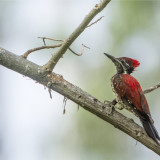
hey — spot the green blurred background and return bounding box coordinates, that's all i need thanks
[1,0,160,160]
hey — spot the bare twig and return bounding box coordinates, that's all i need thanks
[22,44,62,59]
[38,37,64,42]
[23,37,90,59]
[87,16,104,28]
[68,44,90,56]
[143,82,160,94]
[39,37,90,56]
[42,0,111,72]
[43,38,46,46]
[39,37,47,46]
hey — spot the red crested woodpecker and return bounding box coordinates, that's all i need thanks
[104,53,160,145]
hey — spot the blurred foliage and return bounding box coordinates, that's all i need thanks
[110,1,156,46]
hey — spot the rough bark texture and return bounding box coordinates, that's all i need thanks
[1,48,160,155]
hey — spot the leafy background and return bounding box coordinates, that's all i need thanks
[1,0,160,160]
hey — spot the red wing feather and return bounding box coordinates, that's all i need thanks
[113,74,150,115]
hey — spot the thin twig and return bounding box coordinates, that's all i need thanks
[38,37,64,42]
[22,44,62,59]
[143,82,160,94]
[39,36,90,56]
[87,16,104,28]
[40,37,46,46]
[68,44,90,56]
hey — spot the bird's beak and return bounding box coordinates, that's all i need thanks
[104,53,120,65]
[104,53,123,74]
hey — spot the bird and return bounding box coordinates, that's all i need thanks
[104,53,160,145]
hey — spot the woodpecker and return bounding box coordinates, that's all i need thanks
[104,53,160,145]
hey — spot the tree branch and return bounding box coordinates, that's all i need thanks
[42,0,111,72]
[87,16,104,28]
[68,44,90,56]
[39,37,90,56]
[22,44,62,59]
[1,48,160,155]
[143,82,160,94]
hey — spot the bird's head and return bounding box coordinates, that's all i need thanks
[104,53,140,74]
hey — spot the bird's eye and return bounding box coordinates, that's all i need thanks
[121,59,125,64]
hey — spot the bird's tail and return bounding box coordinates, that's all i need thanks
[140,116,160,145]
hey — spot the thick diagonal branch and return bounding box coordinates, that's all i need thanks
[43,0,111,72]
[1,48,160,155]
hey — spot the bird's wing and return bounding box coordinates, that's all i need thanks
[113,74,150,115]
[113,74,160,144]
